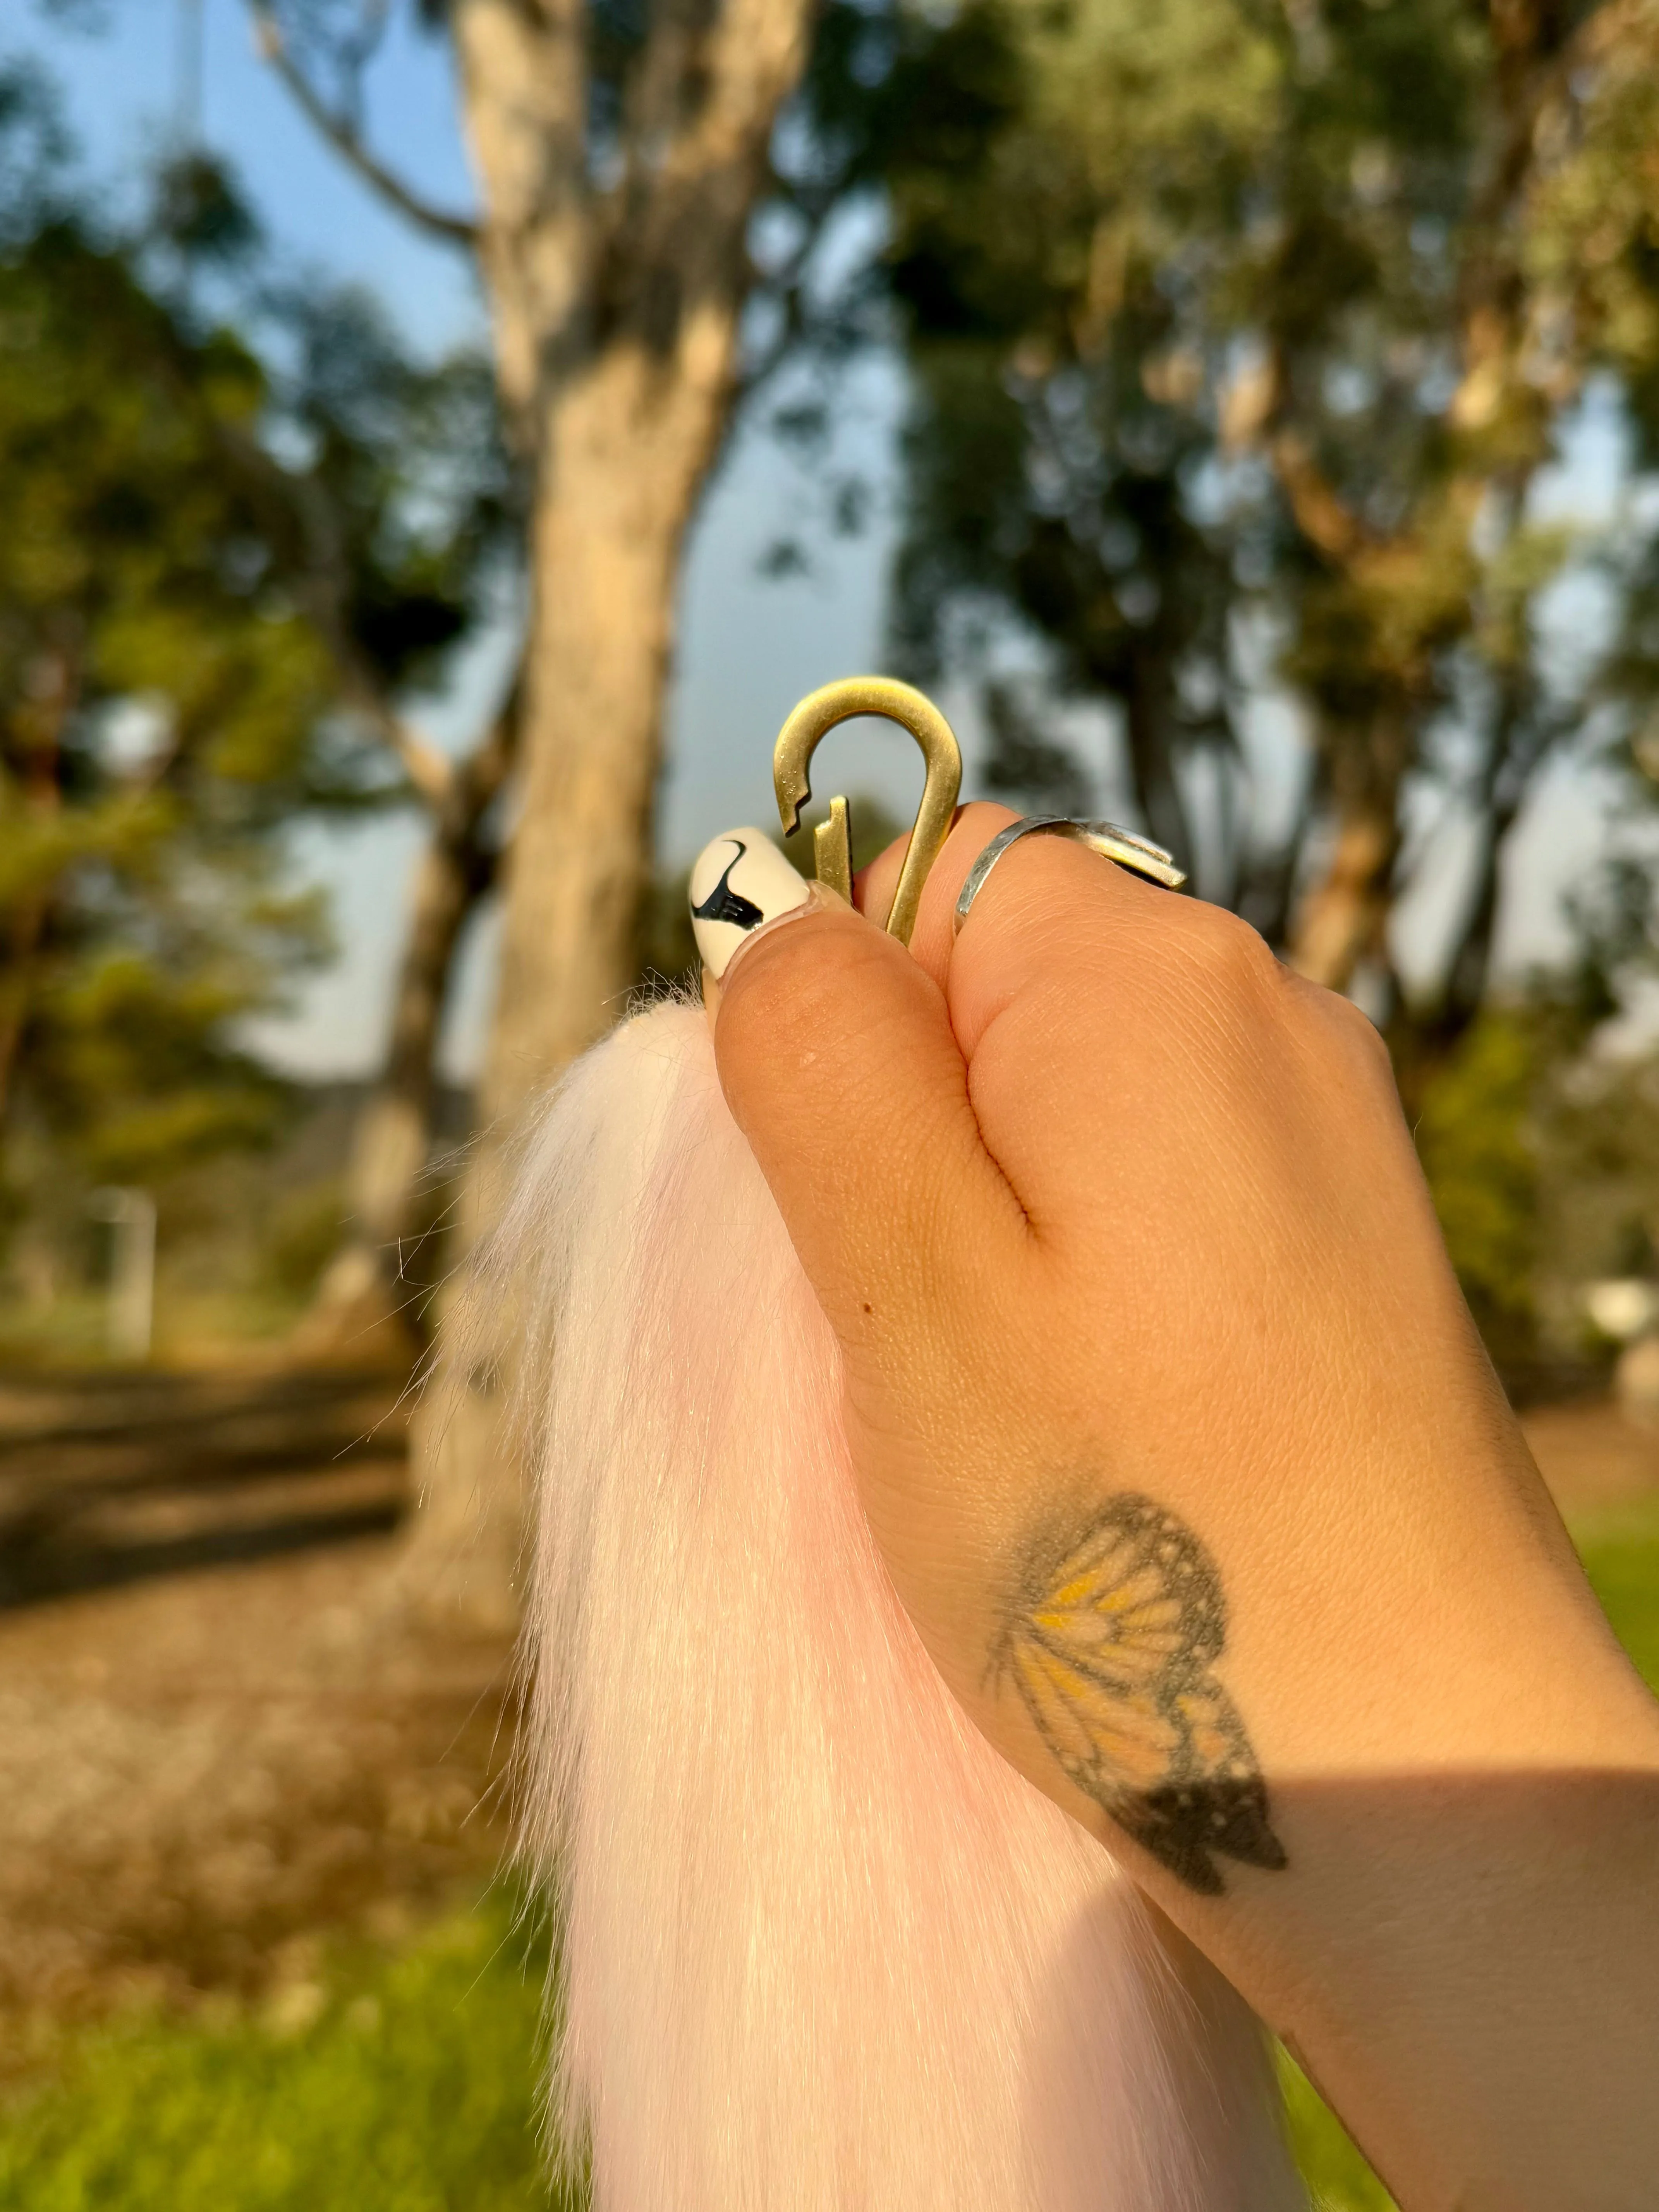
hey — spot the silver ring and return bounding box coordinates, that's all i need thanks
[953,817,1186,936]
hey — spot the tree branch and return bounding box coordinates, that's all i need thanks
[193,401,460,807]
[1222,343,1377,565]
[730,175,869,407]
[447,666,524,826]
[1267,424,1375,565]
[350,689,456,807]
[733,244,821,407]
[248,4,479,251]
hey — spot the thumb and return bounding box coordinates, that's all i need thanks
[709,884,1026,1354]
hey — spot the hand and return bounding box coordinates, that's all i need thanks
[710,803,1659,2212]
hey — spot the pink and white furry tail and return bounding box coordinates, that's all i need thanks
[463,1000,1301,2212]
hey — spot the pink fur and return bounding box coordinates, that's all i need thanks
[469,1001,1300,2211]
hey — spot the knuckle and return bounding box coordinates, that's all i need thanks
[1162,899,1280,995]
[956,799,1021,840]
[1335,996,1396,1078]
[1283,972,1398,1089]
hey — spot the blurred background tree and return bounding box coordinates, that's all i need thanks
[0,64,508,1343]
[782,0,1659,1384]
[806,0,1659,1006]
[809,0,1279,879]
[234,0,833,1088]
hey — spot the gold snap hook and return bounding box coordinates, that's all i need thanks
[772,677,963,948]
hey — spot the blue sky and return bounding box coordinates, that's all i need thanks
[10,0,1631,1074]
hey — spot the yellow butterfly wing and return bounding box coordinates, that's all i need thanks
[1000,1494,1286,1894]
[1006,1633,1179,1800]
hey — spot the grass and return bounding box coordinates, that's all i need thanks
[1572,1501,1659,1688]
[2,1500,1655,2211]
[0,1899,572,2212]
[1280,2050,1401,2212]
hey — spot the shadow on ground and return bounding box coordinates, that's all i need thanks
[0,1370,410,1608]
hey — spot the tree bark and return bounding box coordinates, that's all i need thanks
[482,358,724,1130]
[397,0,818,1626]
[1273,0,1574,1005]
[1285,792,1398,994]
[0,646,74,1133]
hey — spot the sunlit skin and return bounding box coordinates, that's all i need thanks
[711,801,1659,2212]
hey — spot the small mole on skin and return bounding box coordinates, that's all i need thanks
[862,1303,872,1315]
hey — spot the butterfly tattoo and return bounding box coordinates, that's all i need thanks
[994,1493,1287,1896]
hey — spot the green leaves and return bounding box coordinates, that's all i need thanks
[0,92,508,1217]
[817,0,1659,1044]
[1415,1012,1542,1341]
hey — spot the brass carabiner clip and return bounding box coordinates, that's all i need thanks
[772,678,963,948]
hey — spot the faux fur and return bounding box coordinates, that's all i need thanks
[465,1000,1300,2212]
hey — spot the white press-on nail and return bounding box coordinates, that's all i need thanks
[688,828,812,979]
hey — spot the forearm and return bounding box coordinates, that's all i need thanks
[899,1393,1659,2212]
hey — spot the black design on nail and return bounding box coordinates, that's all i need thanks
[691,839,766,931]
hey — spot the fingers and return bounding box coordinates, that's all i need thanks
[711,893,1030,1361]
[854,801,1178,1058]
[860,805,1326,1268]
[728,798,1315,1327]
[853,801,1019,992]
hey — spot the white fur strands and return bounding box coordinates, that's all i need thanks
[473,1000,1300,2212]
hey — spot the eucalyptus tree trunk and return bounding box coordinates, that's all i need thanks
[477,350,728,1131]
[398,0,819,1625]
[1276,0,1570,1003]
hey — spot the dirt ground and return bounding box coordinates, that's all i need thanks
[1520,1395,1659,1512]
[0,1498,516,2078]
[0,1386,1651,2078]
